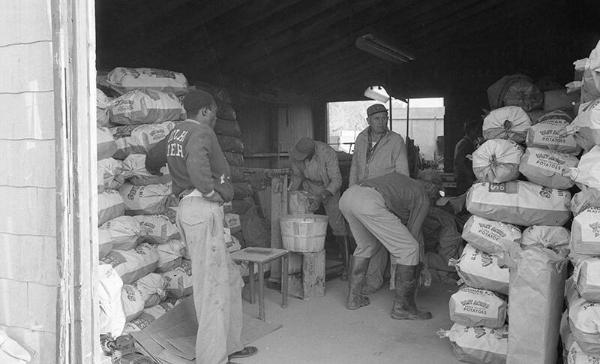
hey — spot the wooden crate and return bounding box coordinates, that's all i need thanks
[287,249,325,300]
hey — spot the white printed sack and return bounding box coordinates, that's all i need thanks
[483,106,531,143]
[225,213,242,234]
[98,190,125,226]
[123,301,176,333]
[440,324,508,364]
[567,340,600,364]
[163,259,193,298]
[569,296,600,355]
[526,111,580,154]
[472,139,523,183]
[571,207,600,256]
[121,153,171,186]
[100,243,159,284]
[461,215,521,256]
[107,67,188,96]
[568,146,600,190]
[98,216,141,257]
[97,127,118,160]
[119,183,173,215]
[575,41,600,104]
[98,264,126,337]
[454,244,510,295]
[97,88,112,127]
[135,214,179,244]
[466,181,571,227]
[97,158,124,193]
[109,89,185,125]
[121,284,145,321]
[565,99,600,151]
[449,286,507,328]
[571,187,600,216]
[521,225,570,254]
[519,147,578,189]
[156,240,186,273]
[574,258,600,302]
[133,273,166,308]
[110,121,175,160]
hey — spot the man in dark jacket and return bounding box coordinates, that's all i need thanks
[339,172,431,320]
[453,121,481,195]
[166,90,256,364]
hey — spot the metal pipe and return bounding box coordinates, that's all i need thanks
[406,98,410,138]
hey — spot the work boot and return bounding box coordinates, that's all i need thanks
[346,256,371,310]
[391,264,432,320]
[335,235,350,281]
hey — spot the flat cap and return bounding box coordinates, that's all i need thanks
[291,137,316,161]
[367,103,388,116]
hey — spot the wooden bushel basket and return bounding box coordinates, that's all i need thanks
[280,214,328,252]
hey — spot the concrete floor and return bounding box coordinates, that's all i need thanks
[239,278,463,364]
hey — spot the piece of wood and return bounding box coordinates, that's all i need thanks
[288,250,326,300]
[268,176,284,282]
[281,254,289,308]
[258,263,265,321]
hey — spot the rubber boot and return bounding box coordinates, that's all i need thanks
[346,256,371,310]
[335,235,349,281]
[391,264,432,320]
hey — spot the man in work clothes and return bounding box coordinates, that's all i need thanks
[289,137,349,275]
[166,90,257,364]
[340,172,432,320]
[349,103,410,294]
[453,120,480,195]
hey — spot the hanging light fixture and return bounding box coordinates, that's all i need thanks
[364,85,390,103]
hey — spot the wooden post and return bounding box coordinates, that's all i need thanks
[288,250,326,299]
[269,175,286,283]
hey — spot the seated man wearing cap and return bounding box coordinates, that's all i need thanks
[349,103,410,295]
[289,137,349,271]
[340,171,432,320]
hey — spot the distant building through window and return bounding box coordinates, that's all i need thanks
[327,98,445,166]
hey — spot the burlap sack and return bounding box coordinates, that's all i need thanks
[568,145,600,190]
[462,215,521,256]
[98,158,124,193]
[224,151,244,167]
[472,139,523,183]
[163,259,193,298]
[483,106,531,143]
[134,214,179,244]
[97,88,112,127]
[441,324,508,364]
[216,135,244,153]
[98,264,126,337]
[454,244,509,295]
[466,181,571,227]
[507,247,568,364]
[232,182,253,199]
[566,99,600,151]
[519,147,578,189]
[109,89,185,125]
[119,183,173,215]
[527,111,581,155]
[97,127,118,160]
[98,190,125,226]
[571,187,600,216]
[133,273,167,308]
[106,67,188,96]
[449,286,507,328]
[111,121,175,160]
[569,296,600,355]
[155,240,186,273]
[487,74,543,111]
[121,284,145,321]
[101,243,159,284]
[98,216,141,256]
[574,258,600,302]
[214,118,242,137]
[567,340,600,364]
[521,225,570,254]
[571,207,600,256]
[123,301,176,333]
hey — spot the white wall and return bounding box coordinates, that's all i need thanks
[0,1,58,362]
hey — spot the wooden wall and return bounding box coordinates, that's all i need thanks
[0,1,58,362]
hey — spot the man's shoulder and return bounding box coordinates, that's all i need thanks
[385,130,405,143]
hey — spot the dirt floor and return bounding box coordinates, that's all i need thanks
[238,277,463,364]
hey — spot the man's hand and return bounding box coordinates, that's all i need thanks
[319,190,333,202]
[204,191,225,205]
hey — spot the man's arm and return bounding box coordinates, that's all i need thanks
[348,136,362,186]
[324,148,342,194]
[288,161,304,191]
[393,136,410,176]
[185,131,215,195]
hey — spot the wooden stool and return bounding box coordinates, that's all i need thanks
[288,249,326,299]
[231,247,289,321]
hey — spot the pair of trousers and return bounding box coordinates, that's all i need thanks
[339,185,419,266]
[176,195,243,364]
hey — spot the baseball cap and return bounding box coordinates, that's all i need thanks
[291,137,315,161]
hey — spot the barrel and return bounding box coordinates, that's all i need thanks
[280,214,328,252]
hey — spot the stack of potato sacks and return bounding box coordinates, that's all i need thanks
[560,40,600,363]
[95,68,243,354]
[442,100,577,361]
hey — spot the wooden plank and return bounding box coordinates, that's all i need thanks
[288,250,326,299]
[0,140,55,187]
[268,176,284,282]
[0,92,55,140]
[0,42,54,93]
[0,233,58,285]
[0,0,52,46]
[0,186,56,236]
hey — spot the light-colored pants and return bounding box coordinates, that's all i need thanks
[176,195,243,364]
[339,185,419,266]
[302,181,347,236]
